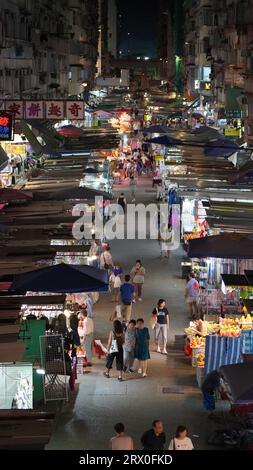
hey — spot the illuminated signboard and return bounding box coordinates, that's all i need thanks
[0,112,13,141]
[200,81,211,91]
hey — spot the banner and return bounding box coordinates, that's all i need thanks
[45,101,64,119]
[25,101,44,119]
[3,100,85,120]
[66,101,84,120]
[5,101,24,119]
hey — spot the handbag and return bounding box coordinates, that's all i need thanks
[114,275,121,288]
[109,338,119,354]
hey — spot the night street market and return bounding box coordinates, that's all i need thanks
[0,0,253,460]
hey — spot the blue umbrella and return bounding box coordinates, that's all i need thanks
[10,263,109,293]
[147,136,180,146]
[205,139,239,157]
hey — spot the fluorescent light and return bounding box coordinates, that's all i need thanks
[36,368,45,375]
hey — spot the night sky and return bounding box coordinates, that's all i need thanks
[117,0,159,57]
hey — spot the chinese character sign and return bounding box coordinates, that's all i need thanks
[66,101,84,120]
[5,101,24,119]
[25,101,44,119]
[45,101,64,119]
[0,113,13,140]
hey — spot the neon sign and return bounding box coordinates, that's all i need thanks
[0,112,13,141]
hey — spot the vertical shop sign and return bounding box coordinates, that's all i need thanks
[5,101,24,119]
[25,101,44,119]
[66,101,84,120]
[45,101,64,119]
[0,112,13,140]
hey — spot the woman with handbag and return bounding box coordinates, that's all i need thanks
[104,320,125,381]
[130,259,146,301]
[100,246,113,271]
[110,262,123,302]
[168,426,194,450]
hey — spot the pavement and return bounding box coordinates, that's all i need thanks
[47,175,232,450]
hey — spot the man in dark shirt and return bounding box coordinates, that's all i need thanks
[120,275,135,323]
[152,299,169,354]
[141,420,166,450]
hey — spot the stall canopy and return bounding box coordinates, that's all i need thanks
[140,125,172,134]
[56,125,85,138]
[221,274,249,287]
[10,263,109,293]
[33,186,113,201]
[83,167,99,174]
[187,233,253,259]
[147,135,180,146]
[219,363,253,404]
[0,188,33,204]
[205,139,239,157]
[0,146,9,171]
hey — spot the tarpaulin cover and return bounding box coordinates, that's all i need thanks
[83,168,99,174]
[205,139,239,157]
[219,363,253,403]
[204,335,243,375]
[140,125,172,134]
[33,186,113,201]
[57,125,86,138]
[188,233,253,259]
[147,135,179,146]
[0,188,33,204]
[0,146,9,171]
[10,263,109,294]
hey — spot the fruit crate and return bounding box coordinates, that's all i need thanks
[192,347,205,367]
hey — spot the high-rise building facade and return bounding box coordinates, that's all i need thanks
[0,0,99,100]
[183,0,253,142]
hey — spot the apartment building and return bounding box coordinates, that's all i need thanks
[183,0,253,140]
[0,0,98,100]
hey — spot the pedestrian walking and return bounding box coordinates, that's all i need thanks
[110,423,134,450]
[82,310,94,366]
[129,175,137,202]
[152,299,169,354]
[100,246,113,271]
[185,272,199,319]
[104,320,125,381]
[141,420,166,450]
[168,426,194,450]
[123,319,136,373]
[134,318,150,377]
[159,224,174,258]
[110,262,123,302]
[120,274,135,323]
[117,192,127,214]
[130,260,146,301]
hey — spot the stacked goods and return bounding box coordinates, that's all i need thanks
[219,318,241,337]
[190,337,206,348]
[197,352,205,368]
[206,323,220,335]
[240,314,253,330]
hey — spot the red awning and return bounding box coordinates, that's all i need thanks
[0,188,33,204]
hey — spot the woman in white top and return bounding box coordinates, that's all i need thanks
[130,259,146,301]
[168,425,194,451]
[100,247,113,271]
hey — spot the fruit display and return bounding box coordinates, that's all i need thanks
[197,352,205,368]
[219,325,241,337]
[240,314,253,330]
[190,337,206,348]
[184,326,197,336]
[206,323,220,334]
